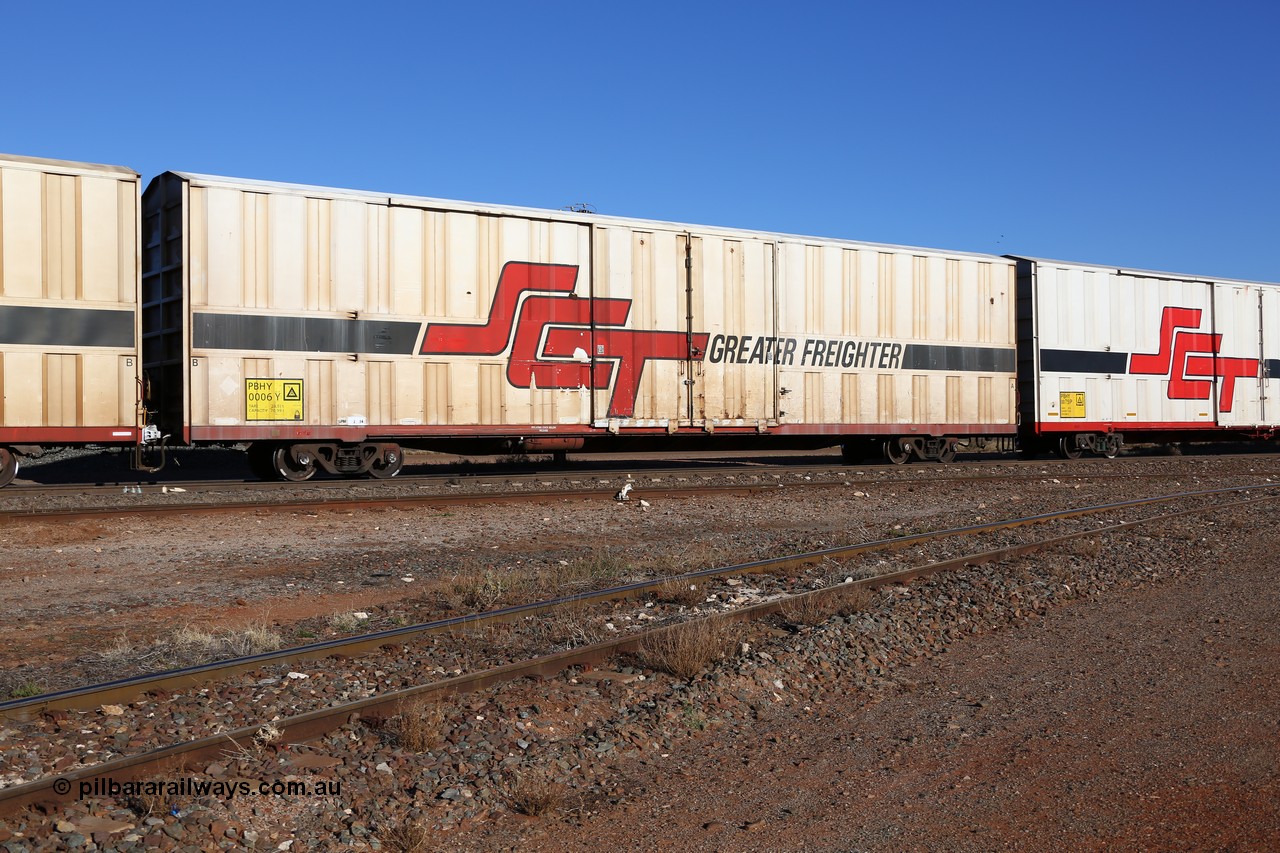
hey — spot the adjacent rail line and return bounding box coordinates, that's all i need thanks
[4,456,1278,522]
[1,482,1274,817]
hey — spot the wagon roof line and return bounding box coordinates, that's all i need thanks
[161,170,1009,264]
[0,152,138,180]
[1005,254,1278,288]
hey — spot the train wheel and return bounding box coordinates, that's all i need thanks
[272,445,317,482]
[368,446,403,479]
[883,439,912,465]
[937,442,957,464]
[247,443,277,481]
[1056,436,1083,460]
[0,448,18,487]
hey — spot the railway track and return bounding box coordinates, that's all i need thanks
[1,481,1273,817]
[4,453,1277,521]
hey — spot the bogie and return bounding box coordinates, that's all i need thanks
[0,448,19,488]
[883,439,913,465]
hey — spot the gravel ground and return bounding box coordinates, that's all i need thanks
[460,505,1279,852]
[1,456,1270,686]
[0,455,1276,850]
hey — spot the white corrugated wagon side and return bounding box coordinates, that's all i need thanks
[143,171,1018,480]
[1013,256,1280,457]
[0,154,148,485]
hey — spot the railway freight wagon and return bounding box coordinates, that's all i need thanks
[1014,256,1280,457]
[0,154,155,486]
[141,171,1018,479]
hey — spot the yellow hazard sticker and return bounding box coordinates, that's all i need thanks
[246,379,303,421]
[1059,391,1086,419]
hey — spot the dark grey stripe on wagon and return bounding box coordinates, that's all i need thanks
[1266,359,1280,379]
[0,305,135,348]
[194,314,423,354]
[900,344,1016,373]
[1038,349,1130,374]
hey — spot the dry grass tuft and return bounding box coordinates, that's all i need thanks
[447,563,513,612]
[505,773,568,817]
[0,673,43,700]
[779,584,872,627]
[830,583,872,615]
[380,819,432,853]
[531,600,603,650]
[328,611,371,634]
[652,577,706,607]
[544,549,631,592]
[1044,560,1076,585]
[639,542,733,578]
[1061,537,1103,558]
[634,619,738,680]
[89,623,284,674]
[779,593,833,627]
[120,758,188,818]
[391,696,447,752]
[122,782,168,820]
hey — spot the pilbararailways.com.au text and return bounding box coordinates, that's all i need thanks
[68,777,339,800]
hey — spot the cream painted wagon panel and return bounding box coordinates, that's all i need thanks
[1034,265,1216,427]
[367,361,393,425]
[694,234,775,424]
[80,354,121,426]
[3,352,41,425]
[268,194,308,312]
[1,168,44,298]
[393,360,424,425]
[778,244,1015,429]
[1212,284,1264,427]
[43,175,77,300]
[78,175,128,304]
[44,353,78,427]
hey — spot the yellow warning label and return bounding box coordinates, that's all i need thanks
[246,379,303,421]
[1059,391,1086,419]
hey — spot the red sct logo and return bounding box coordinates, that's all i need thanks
[1128,306,1258,411]
[420,262,708,418]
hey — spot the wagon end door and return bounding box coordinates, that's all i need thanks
[1262,286,1280,428]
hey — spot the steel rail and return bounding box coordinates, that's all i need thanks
[3,461,1275,523]
[6,448,1278,498]
[1,485,1272,816]
[4,459,843,497]
[4,482,1273,721]
[0,482,792,523]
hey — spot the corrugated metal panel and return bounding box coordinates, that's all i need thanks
[1212,284,1264,427]
[168,169,598,431]
[1263,289,1280,427]
[0,153,137,180]
[0,157,140,432]
[424,362,448,425]
[775,243,1016,430]
[689,233,775,426]
[173,170,1011,267]
[307,359,334,424]
[1024,259,1280,431]
[155,169,1024,441]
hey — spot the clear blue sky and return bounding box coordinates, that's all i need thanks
[5,1,1277,280]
